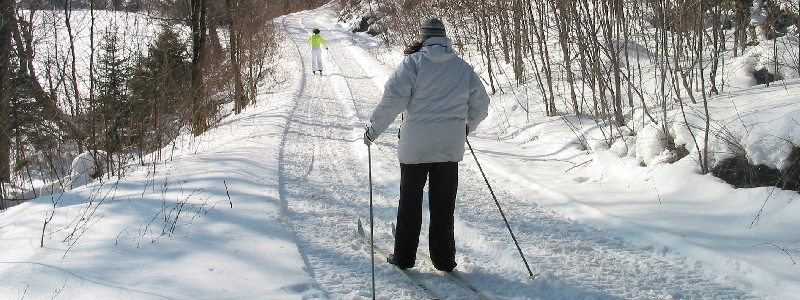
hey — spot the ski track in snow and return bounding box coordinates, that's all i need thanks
[278,5,756,300]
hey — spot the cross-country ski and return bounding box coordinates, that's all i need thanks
[358,219,442,300]
[390,222,500,300]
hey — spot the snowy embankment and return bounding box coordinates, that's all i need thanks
[0,27,322,298]
[470,53,800,300]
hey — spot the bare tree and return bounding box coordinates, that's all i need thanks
[709,3,724,95]
[63,0,85,152]
[551,0,578,115]
[191,0,209,136]
[530,0,556,116]
[227,0,246,114]
[511,0,525,84]
[0,0,12,187]
[478,6,496,94]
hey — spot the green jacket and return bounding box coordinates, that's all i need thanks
[307,34,328,49]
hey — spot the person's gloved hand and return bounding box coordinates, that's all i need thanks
[364,126,373,146]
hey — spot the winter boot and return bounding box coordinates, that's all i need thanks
[387,254,412,270]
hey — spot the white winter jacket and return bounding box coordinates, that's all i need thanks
[367,37,490,164]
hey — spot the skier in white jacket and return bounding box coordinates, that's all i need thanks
[364,18,490,272]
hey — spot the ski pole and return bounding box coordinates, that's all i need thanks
[367,143,376,299]
[466,137,535,277]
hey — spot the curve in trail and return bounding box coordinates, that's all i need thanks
[278,4,756,300]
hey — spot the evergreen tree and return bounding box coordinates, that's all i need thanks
[92,28,131,157]
[128,24,191,155]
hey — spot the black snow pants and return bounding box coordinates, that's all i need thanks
[392,162,458,271]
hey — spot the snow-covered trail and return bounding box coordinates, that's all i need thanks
[279,4,756,300]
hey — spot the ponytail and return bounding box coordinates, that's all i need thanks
[403,41,424,56]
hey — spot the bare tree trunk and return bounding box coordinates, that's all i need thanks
[89,0,97,153]
[191,0,209,136]
[498,0,510,64]
[654,0,670,134]
[602,0,624,126]
[512,0,524,84]
[709,5,721,95]
[522,1,547,119]
[531,0,555,116]
[553,0,578,116]
[700,2,710,174]
[228,0,246,114]
[575,0,598,118]
[64,0,84,152]
[479,8,496,94]
[622,2,633,109]
[733,1,749,57]
[0,0,12,184]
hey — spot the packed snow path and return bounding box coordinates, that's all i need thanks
[278,5,755,300]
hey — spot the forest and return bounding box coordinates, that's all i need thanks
[0,0,328,207]
[2,0,800,207]
[343,0,800,191]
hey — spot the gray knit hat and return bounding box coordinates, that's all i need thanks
[419,18,446,41]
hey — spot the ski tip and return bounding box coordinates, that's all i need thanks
[357,219,365,237]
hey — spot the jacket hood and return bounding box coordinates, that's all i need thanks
[421,37,456,63]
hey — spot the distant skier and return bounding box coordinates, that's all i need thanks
[307,28,328,75]
[363,18,490,272]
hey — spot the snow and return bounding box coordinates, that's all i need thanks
[2,2,799,299]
